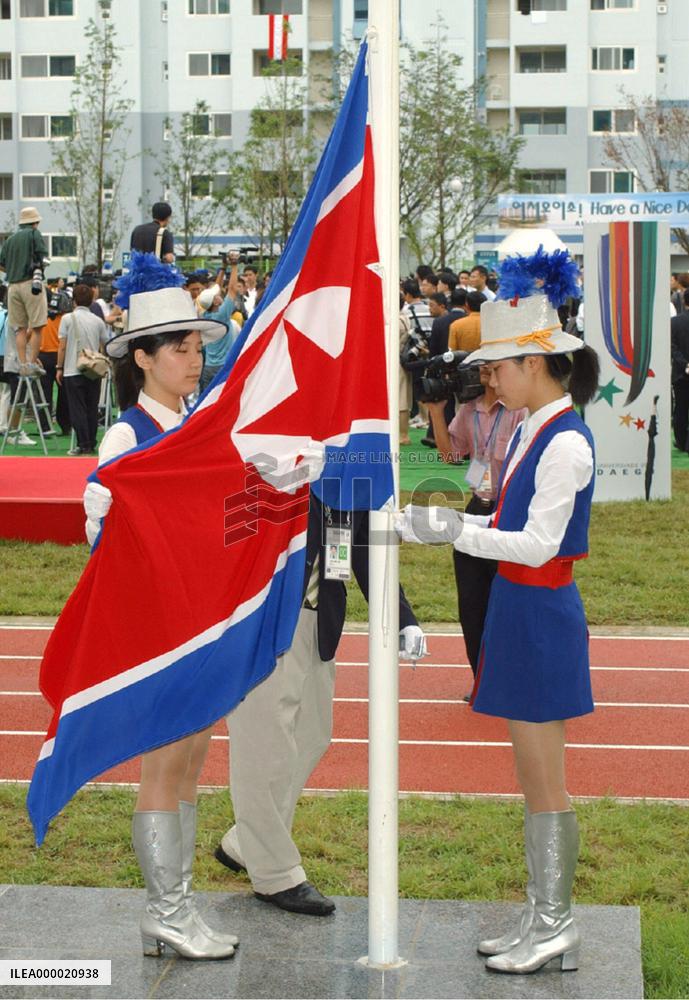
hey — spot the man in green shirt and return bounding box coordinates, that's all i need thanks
[0,207,49,376]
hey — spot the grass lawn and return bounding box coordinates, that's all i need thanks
[0,786,687,998]
[7,473,689,624]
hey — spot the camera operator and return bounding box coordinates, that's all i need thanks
[0,207,48,377]
[38,278,73,436]
[427,367,526,686]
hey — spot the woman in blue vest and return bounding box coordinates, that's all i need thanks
[83,252,237,961]
[398,249,599,976]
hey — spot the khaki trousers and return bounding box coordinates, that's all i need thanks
[223,607,336,894]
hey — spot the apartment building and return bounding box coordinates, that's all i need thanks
[0,0,469,270]
[476,0,689,263]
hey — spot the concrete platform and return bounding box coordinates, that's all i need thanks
[0,885,643,999]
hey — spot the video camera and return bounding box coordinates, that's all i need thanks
[417,350,484,405]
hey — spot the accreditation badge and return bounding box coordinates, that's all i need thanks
[466,458,491,493]
[324,527,352,580]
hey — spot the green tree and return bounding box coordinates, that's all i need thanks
[50,12,133,268]
[233,56,318,254]
[155,101,234,258]
[400,25,524,268]
[602,90,689,254]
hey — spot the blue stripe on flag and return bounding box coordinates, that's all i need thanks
[316,432,393,510]
[27,544,306,845]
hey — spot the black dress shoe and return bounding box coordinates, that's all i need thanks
[255,881,336,916]
[214,843,247,874]
[420,437,437,448]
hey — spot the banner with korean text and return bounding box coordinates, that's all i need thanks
[498,193,689,229]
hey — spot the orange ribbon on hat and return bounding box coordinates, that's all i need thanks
[479,325,560,353]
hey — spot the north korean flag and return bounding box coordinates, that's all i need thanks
[27,40,393,845]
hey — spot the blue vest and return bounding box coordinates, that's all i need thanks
[493,407,595,559]
[116,405,162,445]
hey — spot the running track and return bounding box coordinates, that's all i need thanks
[2,625,689,802]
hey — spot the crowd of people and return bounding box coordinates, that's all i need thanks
[0,203,269,453]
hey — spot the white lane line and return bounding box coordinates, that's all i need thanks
[0,655,41,661]
[342,631,689,642]
[0,626,52,631]
[336,661,689,673]
[4,731,689,753]
[3,692,689,710]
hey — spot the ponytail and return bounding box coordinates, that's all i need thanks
[544,345,600,407]
[113,330,191,412]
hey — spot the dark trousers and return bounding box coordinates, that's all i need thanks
[38,351,71,435]
[672,377,689,453]
[63,374,101,452]
[452,494,497,676]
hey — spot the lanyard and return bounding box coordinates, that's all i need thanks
[473,405,504,461]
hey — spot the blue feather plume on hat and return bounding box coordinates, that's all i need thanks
[496,245,580,309]
[114,251,185,311]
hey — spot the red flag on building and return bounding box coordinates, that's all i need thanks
[268,12,289,60]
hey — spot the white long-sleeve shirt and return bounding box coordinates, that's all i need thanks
[84,391,186,545]
[455,395,594,568]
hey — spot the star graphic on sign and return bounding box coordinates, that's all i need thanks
[619,413,633,427]
[596,378,624,407]
[634,417,646,431]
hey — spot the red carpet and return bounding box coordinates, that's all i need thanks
[0,457,96,545]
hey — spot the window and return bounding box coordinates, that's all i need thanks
[21,54,76,77]
[591,108,635,133]
[162,60,169,81]
[518,108,566,135]
[21,114,74,138]
[0,53,10,79]
[188,52,231,76]
[517,169,567,194]
[1,1,11,18]
[161,0,168,17]
[50,175,75,197]
[0,174,12,199]
[591,0,634,8]
[103,175,114,200]
[658,55,666,74]
[517,0,566,10]
[20,0,74,14]
[0,115,11,139]
[51,114,74,137]
[252,108,304,135]
[253,50,303,75]
[254,0,301,12]
[22,175,47,198]
[50,234,77,257]
[517,48,566,73]
[188,0,230,11]
[590,169,634,193]
[591,47,635,71]
[191,173,231,197]
[191,112,232,137]
[21,174,74,198]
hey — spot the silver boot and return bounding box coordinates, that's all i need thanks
[486,810,580,975]
[478,807,535,955]
[179,801,239,949]
[132,811,235,960]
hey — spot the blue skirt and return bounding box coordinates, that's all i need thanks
[471,575,594,723]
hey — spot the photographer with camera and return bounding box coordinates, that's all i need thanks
[0,207,49,378]
[426,362,526,684]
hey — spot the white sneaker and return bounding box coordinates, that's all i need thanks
[9,430,37,446]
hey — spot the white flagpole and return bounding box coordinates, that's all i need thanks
[365,0,402,970]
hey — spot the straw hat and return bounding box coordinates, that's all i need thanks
[19,207,41,225]
[463,247,583,366]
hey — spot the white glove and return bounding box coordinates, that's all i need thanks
[395,504,463,545]
[254,440,326,495]
[83,481,112,547]
[399,625,428,661]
